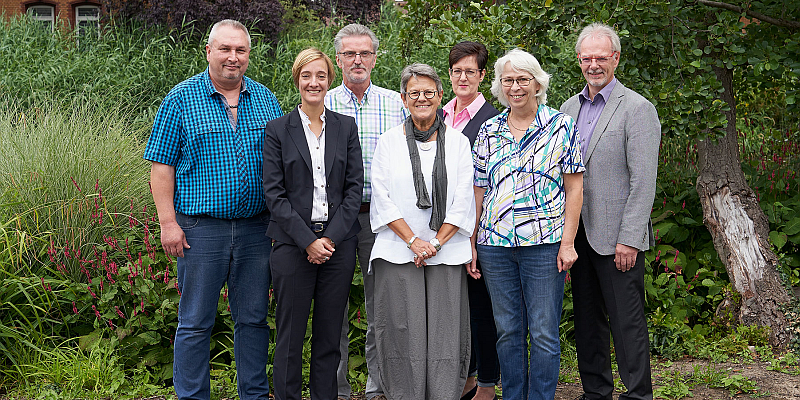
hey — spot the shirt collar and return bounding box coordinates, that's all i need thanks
[298,105,326,125]
[497,103,548,142]
[202,68,248,96]
[443,93,486,119]
[337,82,373,105]
[578,77,617,104]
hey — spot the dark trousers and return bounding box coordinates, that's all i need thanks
[466,261,500,386]
[270,232,357,400]
[572,221,653,400]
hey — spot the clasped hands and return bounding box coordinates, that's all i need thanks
[306,237,335,264]
[410,238,437,268]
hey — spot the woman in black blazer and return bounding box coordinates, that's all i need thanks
[262,48,363,400]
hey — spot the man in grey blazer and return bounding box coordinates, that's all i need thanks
[560,23,660,400]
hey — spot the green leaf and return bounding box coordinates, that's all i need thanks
[784,217,800,236]
[692,49,703,56]
[769,231,788,250]
[137,330,161,345]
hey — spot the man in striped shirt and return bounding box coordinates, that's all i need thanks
[324,23,407,400]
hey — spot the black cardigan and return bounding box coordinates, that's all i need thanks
[438,100,501,147]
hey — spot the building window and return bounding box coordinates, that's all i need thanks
[75,5,100,35]
[27,5,55,30]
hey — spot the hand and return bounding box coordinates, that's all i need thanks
[557,243,578,272]
[465,245,481,279]
[410,237,437,268]
[160,221,190,258]
[320,237,336,249]
[615,243,638,272]
[306,238,334,264]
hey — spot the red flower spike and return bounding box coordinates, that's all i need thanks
[70,177,82,192]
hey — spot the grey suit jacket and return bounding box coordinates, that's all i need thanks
[560,81,660,255]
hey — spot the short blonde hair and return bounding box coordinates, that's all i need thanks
[490,48,551,107]
[291,48,337,89]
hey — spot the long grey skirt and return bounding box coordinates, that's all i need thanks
[372,259,470,400]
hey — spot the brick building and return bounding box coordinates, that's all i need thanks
[2,1,103,31]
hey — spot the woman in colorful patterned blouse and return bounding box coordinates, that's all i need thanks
[469,48,585,400]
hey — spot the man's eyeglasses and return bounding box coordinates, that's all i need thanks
[338,51,375,60]
[500,77,534,87]
[577,52,617,65]
[449,68,481,78]
[403,90,439,100]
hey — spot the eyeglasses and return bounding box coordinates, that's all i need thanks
[337,51,375,60]
[500,77,534,87]
[577,52,617,65]
[449,68,481,78]
[403,90,439,100]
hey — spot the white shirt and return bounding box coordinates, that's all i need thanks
[369,124,476,273]
[298,106,328,222]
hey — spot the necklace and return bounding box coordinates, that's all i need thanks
[506,114,528,132]
[228,104,238,109]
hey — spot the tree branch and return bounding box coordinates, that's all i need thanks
[697,0,800,30]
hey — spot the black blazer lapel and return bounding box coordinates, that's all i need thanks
[287,107,313,172]
[324,109,340,179]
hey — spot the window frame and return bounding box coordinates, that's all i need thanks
[74,4,101,36]
[26,3,56,31]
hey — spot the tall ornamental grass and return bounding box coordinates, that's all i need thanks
[0,98,153,280]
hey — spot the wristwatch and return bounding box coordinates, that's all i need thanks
[407,235,418,248]
[430,238,441,251]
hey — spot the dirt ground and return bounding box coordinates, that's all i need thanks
[343,358,800,399]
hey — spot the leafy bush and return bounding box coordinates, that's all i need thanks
[297,0,383,24]
[102,0,285,44]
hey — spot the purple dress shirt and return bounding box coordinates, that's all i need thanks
[577,78,617,159]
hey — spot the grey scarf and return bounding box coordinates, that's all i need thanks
[404,114,447,231]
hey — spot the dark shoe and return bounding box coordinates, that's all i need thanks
[460,384,477,400]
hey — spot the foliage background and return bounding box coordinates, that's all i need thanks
[1,0,799,398]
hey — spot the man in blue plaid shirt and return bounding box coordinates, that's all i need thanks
[144,19,283,400]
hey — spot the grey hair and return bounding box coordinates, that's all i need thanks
[334,23,379,53]
[490,48,551,107]
[575,22,621,54]
[208,19,251,48]
[400,63,444,94]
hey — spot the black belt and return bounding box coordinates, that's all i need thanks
[310,221,329,233]
[359,202,370,213]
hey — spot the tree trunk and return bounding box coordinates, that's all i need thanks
[696,65,792,348]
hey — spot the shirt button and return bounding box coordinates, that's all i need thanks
[317,166,321,169]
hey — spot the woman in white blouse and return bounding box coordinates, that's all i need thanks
[369,63,476,400]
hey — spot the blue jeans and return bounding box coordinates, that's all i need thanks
[477,243,565,400]
[173,212,272,400]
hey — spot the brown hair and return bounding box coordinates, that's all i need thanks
[448,41,489,70]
